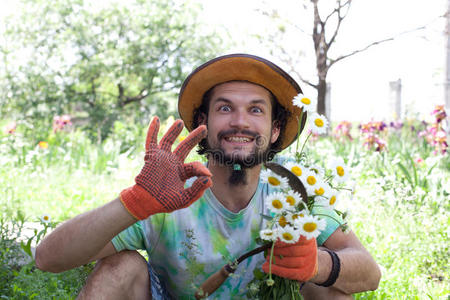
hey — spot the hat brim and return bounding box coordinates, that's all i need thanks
[178,53,306,150]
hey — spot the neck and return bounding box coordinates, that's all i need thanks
[207,159,262,213]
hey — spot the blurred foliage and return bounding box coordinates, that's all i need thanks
[0,115,448,298]
[0,0,222,142]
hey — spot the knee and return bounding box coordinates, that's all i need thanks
[90,250,149,289]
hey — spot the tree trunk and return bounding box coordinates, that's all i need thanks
[317,78,327,116]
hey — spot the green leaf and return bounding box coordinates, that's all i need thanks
[20,239,33,258]
[397,162,413,186]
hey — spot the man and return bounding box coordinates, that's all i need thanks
[35,54,381,299]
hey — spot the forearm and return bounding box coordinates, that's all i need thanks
[311,246,381,294]
[35,198,136,273]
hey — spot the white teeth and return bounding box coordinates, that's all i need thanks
[225,137,251,142]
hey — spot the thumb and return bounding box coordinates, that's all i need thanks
[181,176,212,208]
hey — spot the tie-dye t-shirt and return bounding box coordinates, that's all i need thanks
[112,181,342,299]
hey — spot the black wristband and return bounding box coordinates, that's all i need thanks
[316,248,341,287]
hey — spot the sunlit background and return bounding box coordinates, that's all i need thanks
[1,0,447,122]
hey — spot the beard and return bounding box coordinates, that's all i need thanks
[204,129,275,186]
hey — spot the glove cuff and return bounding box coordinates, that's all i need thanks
[120,185,164,220]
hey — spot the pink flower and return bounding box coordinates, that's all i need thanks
[333,121,353,141]
[414,157,424,164]
[4,122,16,134]
[53,115,72,132]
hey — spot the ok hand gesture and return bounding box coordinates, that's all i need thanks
[120,117,212,220]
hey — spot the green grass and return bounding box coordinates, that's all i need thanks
[0,118,449,299]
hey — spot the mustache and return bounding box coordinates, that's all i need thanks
[217,129,258,140]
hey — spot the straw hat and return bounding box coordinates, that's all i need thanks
[178,53,306,149]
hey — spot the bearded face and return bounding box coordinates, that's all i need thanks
[200,82,280,185]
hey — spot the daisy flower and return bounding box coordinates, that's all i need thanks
[277,215,289,227]
[312,180,332,198]
[298,215,326,240]
[284,190,303,208]
[327,189,340,208]
[292,93,317,112]
[329,157,349,183]
[285,161,307,178]
[308,163,325,178]
[265,192,287,214]
[260,169,288,189]
[278,225,300,244]
[40,214,51,224]
[286,209,308,224]
[260,228,278,242]
[302,169,320,195]
[309,113,328,135]
[316,190,340,209]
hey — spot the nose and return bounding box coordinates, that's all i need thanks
[229,110,250,129]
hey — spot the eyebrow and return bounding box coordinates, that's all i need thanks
[213,97,269,106]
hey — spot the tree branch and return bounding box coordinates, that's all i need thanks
[122,88,149,106]
[328,22,430,68]
[326,0,352,49]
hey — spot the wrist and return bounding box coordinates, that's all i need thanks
[120,184,162,220]
[310,248,332,284]
[313,248,341,287]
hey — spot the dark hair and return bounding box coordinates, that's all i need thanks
[192,81,290,160]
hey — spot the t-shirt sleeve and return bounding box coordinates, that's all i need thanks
[311,206,343,246]
[111,221,146,252]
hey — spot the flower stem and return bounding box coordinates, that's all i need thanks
[299,132,312,156]
[268,241,276,281]
[295,111,304,154]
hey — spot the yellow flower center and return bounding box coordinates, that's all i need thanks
[315,187,325,196]
[329,196,336,205]
[292,214,299,220]
[282,232,294,241]
[268,176,281,186]
[278,216,288,227]
[265,232,273,236]
[303,222,317,233]
[272,199,283,210]
[43,216,49,221]
[307,176,316,185]
[291,166,302,176]
[314,118,324,127]
[301,97,311,105]
[336,166,345,177]
[286,196,296,206]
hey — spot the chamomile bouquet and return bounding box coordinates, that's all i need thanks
[246,94,350,299]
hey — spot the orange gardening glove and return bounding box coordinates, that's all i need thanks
[262,236,318,282]
[120,117,212,220]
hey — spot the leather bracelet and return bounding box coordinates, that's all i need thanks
[316,248,341,287]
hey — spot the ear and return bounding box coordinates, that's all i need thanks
[270,121,281,144]
[197,112,207,126]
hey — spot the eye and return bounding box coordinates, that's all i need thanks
[250,106,263,113]
[218,105,231,112]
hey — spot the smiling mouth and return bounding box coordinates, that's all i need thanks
[224,136,254,143]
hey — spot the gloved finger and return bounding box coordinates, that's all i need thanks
[262,262,315,282]
[269,238,316,257]
[273,236,315,249]
[181,176,212,208]
[145,117,160,151]
[264,255,308,269]
[179,162,212,182]
[174,125,207,161]
[159,119,184,152]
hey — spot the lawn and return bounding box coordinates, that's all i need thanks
[0,115,448,299]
